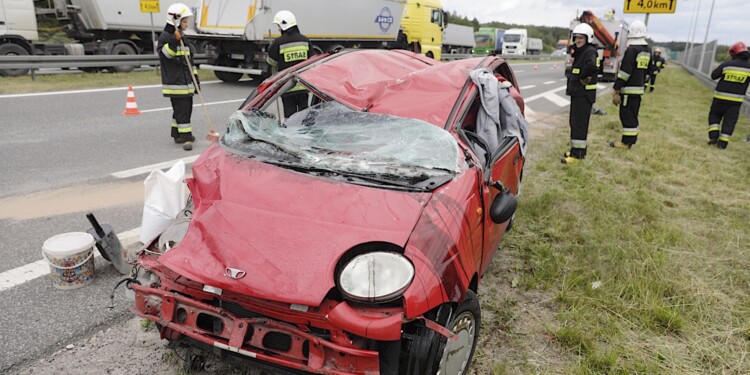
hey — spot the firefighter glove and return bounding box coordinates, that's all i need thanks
[579,76,592,85]
[612,92,621,106]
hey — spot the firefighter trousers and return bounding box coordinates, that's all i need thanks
[170,96,194,136]
[281,91,309,119]
[708,99,741,148]
[619,94,642,145]
[648,73,658,91]
[569,96,593,158]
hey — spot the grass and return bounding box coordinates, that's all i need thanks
[474,66,750,374]
[0,69,219,95]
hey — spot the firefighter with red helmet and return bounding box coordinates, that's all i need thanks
[707,41,750,149]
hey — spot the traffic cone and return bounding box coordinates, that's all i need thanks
[533,64,539,71]
[552,63,558,70]
[122,86,141,115]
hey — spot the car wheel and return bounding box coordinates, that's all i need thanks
[110,43,137,73]
[0,43,30,77]
[435,290,480,375]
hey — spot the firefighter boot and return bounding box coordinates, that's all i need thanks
[610,141,632,149]
[171,126,179,142]
[707,138,718,146]
[717,140,728,149]
[561,155,583,164]
[182,141,193,151]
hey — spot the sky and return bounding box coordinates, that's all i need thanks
[441,0,746,46]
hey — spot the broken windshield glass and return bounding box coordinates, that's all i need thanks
[221,102,466,186]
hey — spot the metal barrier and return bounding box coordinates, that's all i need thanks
[442,53,558,61]
[0,53,207,70]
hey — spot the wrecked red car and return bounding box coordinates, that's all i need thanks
[132,49,528,374]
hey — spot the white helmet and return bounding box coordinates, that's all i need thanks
[166,3,193,26]
[273,10,297,31]
[572,23,594,43]
[629,20,647,39]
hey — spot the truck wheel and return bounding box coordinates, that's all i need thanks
[425,51,434,59]
[110,44,137,73]
[214,55,243,82]
[0,44,30,77]
[327,44,345,53]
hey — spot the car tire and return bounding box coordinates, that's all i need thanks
[0,43,30,77]
[435,290,481,375]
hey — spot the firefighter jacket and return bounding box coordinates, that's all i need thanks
[650,54,666,74]
[266,26,315,73]
[710,52,750,103]
[614,44,651,95]
[566,43,599,102]
[158,24,197,98]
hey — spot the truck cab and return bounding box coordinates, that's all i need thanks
[473,27,501,55]
[502,28,528,55]
[400,0,444,60]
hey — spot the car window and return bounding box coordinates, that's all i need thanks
[221,102,467,186]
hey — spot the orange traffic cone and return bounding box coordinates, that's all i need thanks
[122,86,141,115]
[533,64,539,71]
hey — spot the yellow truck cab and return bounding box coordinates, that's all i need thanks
[400,0,445,60]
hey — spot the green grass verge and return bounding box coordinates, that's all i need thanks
[499,66,750,373]
[0,69,219,95]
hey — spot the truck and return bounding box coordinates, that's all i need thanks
[565,10,629,81]
[501,28,529,55]
[527,37,543,55]
[442,23,474,55]
[472,27,504,55]
[0,0,444,79]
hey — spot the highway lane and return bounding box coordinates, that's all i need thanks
[0,60,586,371]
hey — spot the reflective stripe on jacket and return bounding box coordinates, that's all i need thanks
[266,27,315,73]
[614,45,650,95]
[566,43,598,101]
[157,24,196,98]
[711,57,750,103]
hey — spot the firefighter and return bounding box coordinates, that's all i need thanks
[707,41,750,149]
[646,48,666,93]
[158,3,198,151]
[610,20,650,149]
[562,23,598,164]
[266,10,315,119]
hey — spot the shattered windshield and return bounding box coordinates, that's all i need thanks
[221,102,466,190]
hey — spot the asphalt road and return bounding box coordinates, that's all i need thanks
[0,61,582,372]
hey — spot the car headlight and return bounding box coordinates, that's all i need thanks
[338,252,414,303]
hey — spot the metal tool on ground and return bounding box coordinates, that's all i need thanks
[86,212,131,275]
[175,31,220,143]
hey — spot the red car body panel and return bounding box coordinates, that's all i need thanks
[133,49,526,374]
[158,145,431,307]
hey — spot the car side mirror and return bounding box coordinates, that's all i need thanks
[489,183,517,224]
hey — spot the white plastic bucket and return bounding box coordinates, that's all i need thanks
[42,232,96,290]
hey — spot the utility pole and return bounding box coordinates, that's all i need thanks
[697,0,716,74]
[644,13,650,27]
[683,0,697,64]
[687,0,702,67]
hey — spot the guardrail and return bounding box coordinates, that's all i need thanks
[442,53,560,61]
[677,60,750,116]
[0,54,208,79]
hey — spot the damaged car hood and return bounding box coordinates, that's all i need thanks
[158,145,431,307]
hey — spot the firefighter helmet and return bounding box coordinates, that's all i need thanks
[729,41,747,57]
[273,10,297,31]
[166,3,193,26]
[655,48,662,54]
[572,23,594,44]
[629,20,647,39]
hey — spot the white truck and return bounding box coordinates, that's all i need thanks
[441,24,474,55]
[527,37,543,55]
[0,0,413,79]
[501,28,529,55]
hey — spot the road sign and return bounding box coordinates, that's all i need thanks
[624,0,677,14]
[140,0,160,13]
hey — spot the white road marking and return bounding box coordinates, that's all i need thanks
[111,155,201,178]
[0,80,234,99]
[0,227,141,292]
[139,98,245,113]
[543,80,556,85]
[520,85,536,90]
[524,85,567,103]
[543,93,571,107]
[514,70,526,73]
[560,78,567,81]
